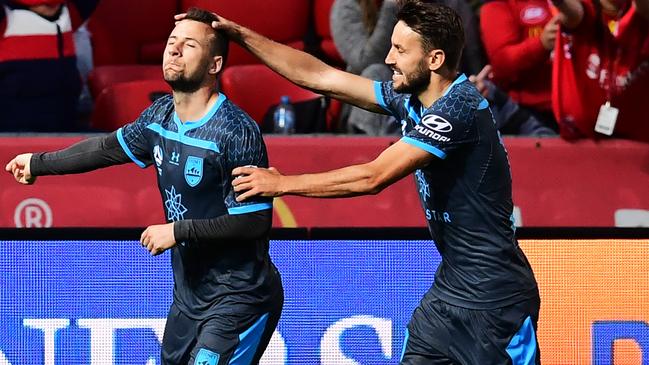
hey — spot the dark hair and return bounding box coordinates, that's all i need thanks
[396,0,464,71]
[184,7,229,65]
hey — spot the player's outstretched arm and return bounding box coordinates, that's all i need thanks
[5,132,132,184]
[175,13,386,114]
[232,141,435,201]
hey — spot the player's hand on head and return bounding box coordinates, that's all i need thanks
[232,166,283,202]
[5,153,36,185]
[140,223,176,256]
[173,12,239,37]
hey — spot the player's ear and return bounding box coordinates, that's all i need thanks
[208,55,223,75]
[428,49,445,72]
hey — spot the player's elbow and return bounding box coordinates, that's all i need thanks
[362,175,388,195]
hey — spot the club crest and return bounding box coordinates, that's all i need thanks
[184,155,203,187]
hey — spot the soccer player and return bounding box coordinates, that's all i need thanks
[5,8,283,365]
[209,1,541,363]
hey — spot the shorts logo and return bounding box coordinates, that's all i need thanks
[195,348,220,365]
[153,145,163,166]
[184,155,203,187]
[421,115,452,133]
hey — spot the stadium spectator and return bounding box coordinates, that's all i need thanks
[480,0,560,133]
[331,0,484,135]
[211,2,541,363]
[470,64,556,136]
[5,8,283,364]
[552,0,649,142]
[0,0,99,132]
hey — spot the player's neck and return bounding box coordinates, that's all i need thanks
[416,70,455,109]
[173,86,219,123]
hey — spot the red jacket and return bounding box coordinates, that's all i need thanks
[480,0,553,111]
[552,1,649,142]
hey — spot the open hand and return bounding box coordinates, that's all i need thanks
[140,223,176,256]
[232,166,284,202]
[5,153,36,185]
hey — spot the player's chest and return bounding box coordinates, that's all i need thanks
[151,137,224,189]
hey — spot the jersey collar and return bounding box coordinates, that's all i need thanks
[174,92,227,135]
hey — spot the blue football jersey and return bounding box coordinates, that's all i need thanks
[117,93,281,318]
[375,75,538,309]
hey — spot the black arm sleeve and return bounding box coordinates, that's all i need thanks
[30,132,131,176]
[174,209,272,244]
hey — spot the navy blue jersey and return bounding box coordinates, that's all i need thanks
[375,75,538,309]
[117,94,281,318]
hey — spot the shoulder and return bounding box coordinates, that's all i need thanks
[218,99,263,137]
[430,80,484,122]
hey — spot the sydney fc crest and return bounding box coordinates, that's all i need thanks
[184,156,203,187]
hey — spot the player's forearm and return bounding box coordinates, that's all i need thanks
[556,0,584,29]
[228,23,337,96]
[281,164,387,198]
[174,209,272,244]
[30,132,130,176]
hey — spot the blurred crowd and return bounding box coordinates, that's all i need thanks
[0,0,647,143]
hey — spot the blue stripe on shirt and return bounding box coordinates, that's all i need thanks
[228,202,273,215]
[402,136,447,159]
[116,127,146,168]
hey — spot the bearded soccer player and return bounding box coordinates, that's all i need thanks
[202,1,541,363]
[5,8,283,365]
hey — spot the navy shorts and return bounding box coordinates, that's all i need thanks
[400,292,541,365]
[161,302,283,365]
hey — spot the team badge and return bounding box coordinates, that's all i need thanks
[184,155,203,187]
[195,348,220,365]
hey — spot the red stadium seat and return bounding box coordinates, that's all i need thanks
[180,0,310,66]
[91,79,171,132]
[87,0,178,66]
[313,0,344,65]
[220,64,324,128]
[88,65,162,99]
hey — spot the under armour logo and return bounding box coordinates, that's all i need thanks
[170,151,180,165]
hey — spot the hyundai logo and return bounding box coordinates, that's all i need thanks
[422,115,453,133]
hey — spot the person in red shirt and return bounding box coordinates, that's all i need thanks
[552,0,649,142]
[480,0,560,133]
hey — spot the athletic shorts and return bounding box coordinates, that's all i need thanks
[400,291,541,365]
[161,301,283,365]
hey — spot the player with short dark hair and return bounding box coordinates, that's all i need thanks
[202,1,541,363]
[6,7,283,365]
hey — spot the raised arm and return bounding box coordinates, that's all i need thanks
[231,140,434,200]
[201,14,387,114]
